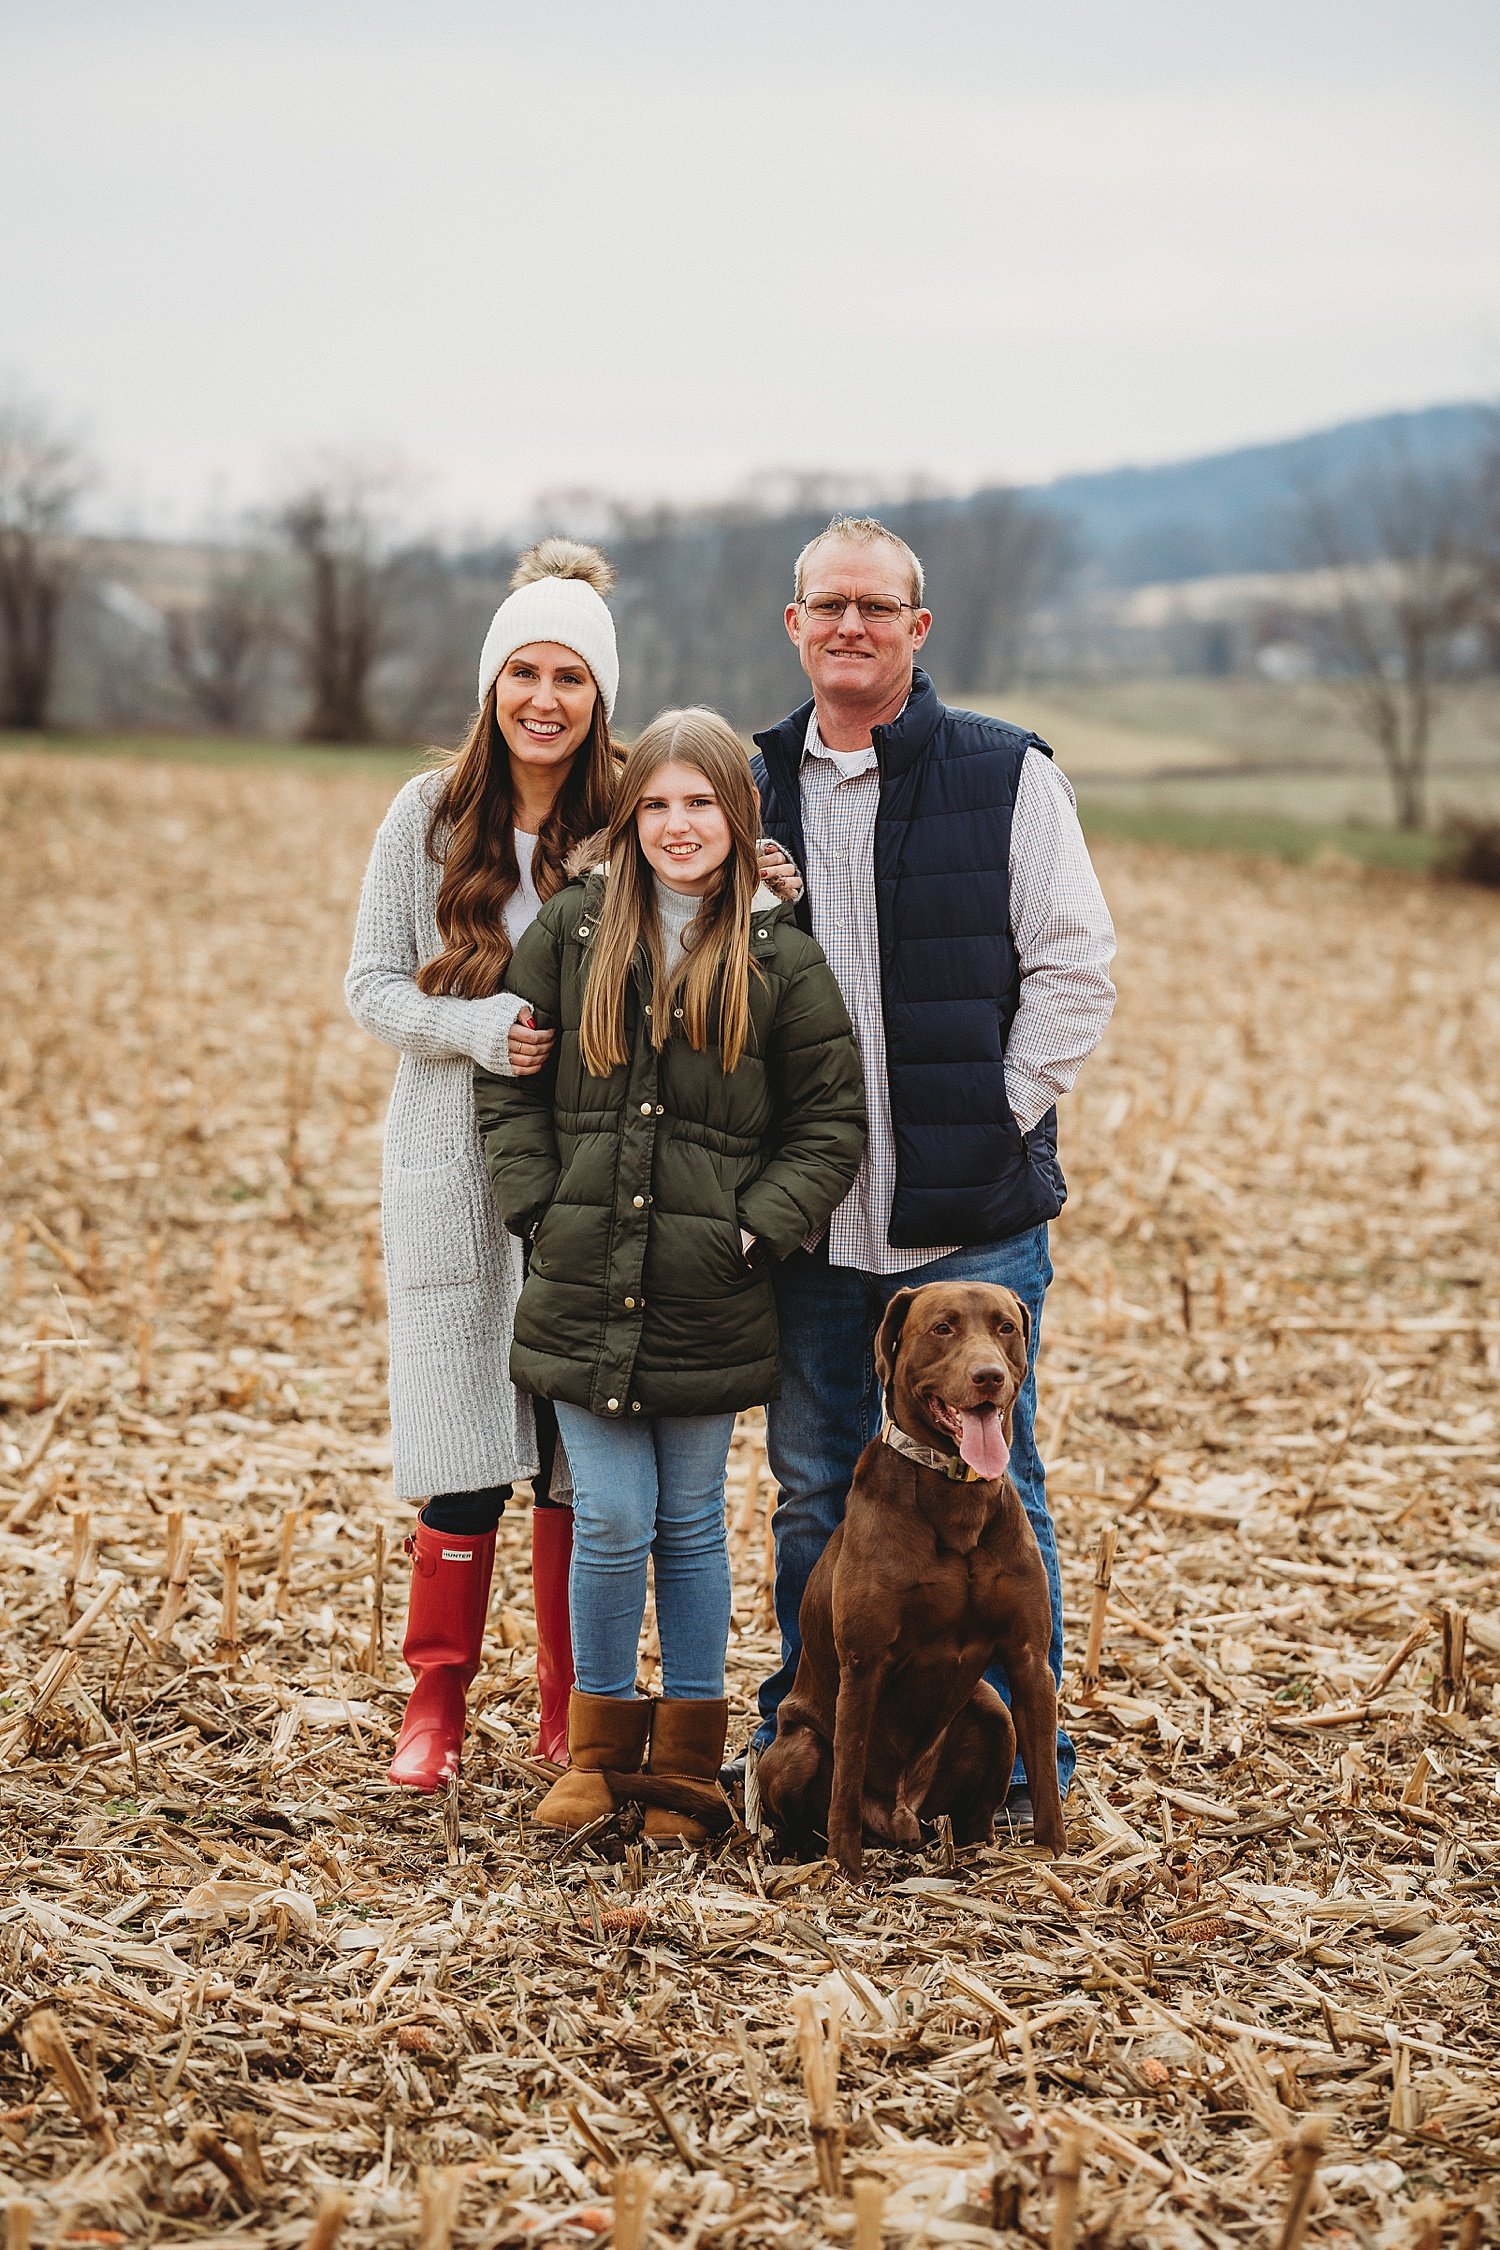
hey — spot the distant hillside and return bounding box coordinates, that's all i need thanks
[1017,400,1494,586]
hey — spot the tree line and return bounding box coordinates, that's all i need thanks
[0,413,1072,750]
[2,392,1498,830]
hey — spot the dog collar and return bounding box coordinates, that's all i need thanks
[880,1417,983,1483]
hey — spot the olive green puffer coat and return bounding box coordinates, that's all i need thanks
[474,874,866,1420]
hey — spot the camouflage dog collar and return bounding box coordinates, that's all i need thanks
[880,1416,982,1483]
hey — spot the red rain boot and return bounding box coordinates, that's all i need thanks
[531,1504,575,1765]
[388,1520,496,1792]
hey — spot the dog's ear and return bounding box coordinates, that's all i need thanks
[874,1289,919,1395]
[1014,1294,1032,1363]
[1002,1294,1032,1448]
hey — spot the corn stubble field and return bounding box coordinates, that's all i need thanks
[1,751,1498,2250]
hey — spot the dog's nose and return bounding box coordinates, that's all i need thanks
[971,1363,1008,1392]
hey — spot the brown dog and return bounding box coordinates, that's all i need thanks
[757,1281,1066,1873]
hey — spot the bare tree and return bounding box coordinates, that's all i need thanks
[378,543,496,744]
[1469,407,1500,670]
[279,468,403,742]
[895,488,1073,693]
[530,479,1073,733]
[164,548,278,731]
[0,397,89,729]
[1296,448,1482,830]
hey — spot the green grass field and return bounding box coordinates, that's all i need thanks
[0,727,424,782]
[975,673,1500,780]
[1070,798,1443,870]
[6,671,1499,875]
[974,675,1499,868]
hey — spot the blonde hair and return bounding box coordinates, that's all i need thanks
[793,514,925,605]
[578,708,764,1078]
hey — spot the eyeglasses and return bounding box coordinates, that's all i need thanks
[797,592,921,623]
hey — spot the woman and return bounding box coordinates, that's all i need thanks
[475,708,866,1843]
[345,538,621,1788]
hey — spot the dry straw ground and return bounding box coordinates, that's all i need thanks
[1,751,1498,2250]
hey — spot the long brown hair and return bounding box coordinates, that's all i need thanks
[578,709,764,1077]
[417,552,618,997]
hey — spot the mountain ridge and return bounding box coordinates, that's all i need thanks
[1009,399,1493,587]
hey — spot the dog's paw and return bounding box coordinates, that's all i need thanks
[827,1833,864,1880]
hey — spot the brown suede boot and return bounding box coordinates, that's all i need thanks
[533,1691,652,1831]
[641,1697,731,1843]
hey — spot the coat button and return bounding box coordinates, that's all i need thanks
[654,1104,664,1115]
[633,1195,645,1208]
[639,1101,652,1114]
[624,1296,636,1310]
[673,1007,683,1019]
[578,924,590,938]
[756,927,768,938]
[607,1397,619,1412]
[631,1400,641,1412]
[644,1003,651,1015]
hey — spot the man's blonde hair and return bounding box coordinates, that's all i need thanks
[793,515,925,606]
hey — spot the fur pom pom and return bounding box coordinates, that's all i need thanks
[509,537,615,598]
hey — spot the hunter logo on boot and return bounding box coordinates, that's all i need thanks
[441,1549,473,1562]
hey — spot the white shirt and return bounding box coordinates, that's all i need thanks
[798,710,1117,1274]
[503,829,544,952]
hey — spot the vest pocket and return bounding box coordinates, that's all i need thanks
[385,1153,481,1290]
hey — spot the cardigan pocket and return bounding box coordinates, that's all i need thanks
[385,1154,481,1290]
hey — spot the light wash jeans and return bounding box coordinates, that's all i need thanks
[553,1404,737,1700]
[757,1225,1075,1794]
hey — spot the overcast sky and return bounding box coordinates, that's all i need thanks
[2,0,1497,535]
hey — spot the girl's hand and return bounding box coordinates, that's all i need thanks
[756,839,804,903]
[508,1007,556,1076]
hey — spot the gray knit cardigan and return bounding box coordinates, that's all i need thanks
[345,772,537,1500]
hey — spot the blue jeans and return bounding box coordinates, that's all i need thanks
[553,1404,736,1700]
[758,1225,1075,1794]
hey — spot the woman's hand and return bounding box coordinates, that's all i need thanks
[740,1228,757,1262]
[757,839,804,903]
[508,1006,557,1076]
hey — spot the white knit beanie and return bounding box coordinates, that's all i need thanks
[477,539,620,719]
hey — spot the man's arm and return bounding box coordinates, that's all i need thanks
[1006,749,1117,1134]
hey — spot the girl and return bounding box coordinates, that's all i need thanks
[475,709,866,1842]
[345,539,621,1787]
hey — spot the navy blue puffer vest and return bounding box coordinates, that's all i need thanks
[751,669,1066,1250]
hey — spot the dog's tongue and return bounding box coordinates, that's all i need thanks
[957,1410,1010,1479]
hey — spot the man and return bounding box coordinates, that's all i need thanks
[741,514,1116,1817]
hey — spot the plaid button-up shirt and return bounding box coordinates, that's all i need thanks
[799,710,1116,1274]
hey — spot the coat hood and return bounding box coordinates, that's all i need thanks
[563,828,611,881]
